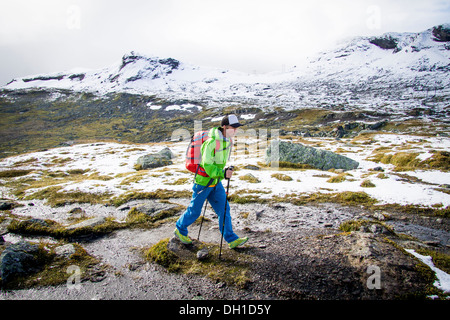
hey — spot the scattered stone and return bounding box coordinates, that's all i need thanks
[373,212,386,221]
[0,201,13,211]
[424,240,440,247]
[247,210,263,221]
[69,207,85,215]
[0,217,12,236]
[132,202,179,219]
[243,165,260,170]
[118,205,131,211]
[167,236,190,254]
[196,248,209,261]
[369,224,384,234]
[55,244,76,258]
[368,120,387,130]
[127,261,144,271]
[66,217,106,230]
[135,147,174,170]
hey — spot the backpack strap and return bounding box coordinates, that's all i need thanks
[195,138,219,194]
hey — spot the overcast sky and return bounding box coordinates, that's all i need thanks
[0,0,449,85]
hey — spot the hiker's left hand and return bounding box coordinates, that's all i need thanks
[225,167,233,179]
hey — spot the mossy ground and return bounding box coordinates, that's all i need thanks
[338,219,394,233]
[6,216,125,240]
[145,238,253,289]
[367,150,450,172]
[271,173,293,181]
[0,242,101,290]
[5,200,184,240]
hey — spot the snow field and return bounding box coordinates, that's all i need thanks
[0,133,448,208]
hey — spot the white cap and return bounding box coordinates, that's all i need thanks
[221,114,242,128]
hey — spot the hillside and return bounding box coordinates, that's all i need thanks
[3,24,450,113]
[1,25,449,159]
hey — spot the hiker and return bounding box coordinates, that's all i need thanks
[174,114,249,249]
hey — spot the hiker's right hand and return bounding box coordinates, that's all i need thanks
[225,167,233,179]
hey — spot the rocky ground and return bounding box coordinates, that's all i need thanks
[1,198,448,300]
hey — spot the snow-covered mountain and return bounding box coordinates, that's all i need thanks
[3,24,450,113]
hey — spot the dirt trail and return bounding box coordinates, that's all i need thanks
[1,199,448,300]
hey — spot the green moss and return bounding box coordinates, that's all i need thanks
[67,169,90,175]
[421,151,450,171]
[373,203,450,218]
[377,173,389,179]
[7,217,124,239]
[368,150,450,172]
[166,178,190,185]
[360,179,376,188]
[118,172,147,185]
[387,152,420,169]
[126,205,183,227]
[24,186,113,207]
[338,219,393,233]
[416,248,450,274]
[0,169,33,178]
[3,242,102,290]
[228,194,267,204]
[145,238,253,288]
[327,173,348,183]
[267,161,314,170]
[146,238,180,270]
[112,189,192,207]
[271,173,293,181]
[402,249,448,299]
[238,174,261,183]
[334,191,378,206]
[288,108,332,125]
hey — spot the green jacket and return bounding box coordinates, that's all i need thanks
[195,127,232,186]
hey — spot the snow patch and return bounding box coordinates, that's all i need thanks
[405,249,450,293]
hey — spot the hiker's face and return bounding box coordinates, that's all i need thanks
[224,126,238,138]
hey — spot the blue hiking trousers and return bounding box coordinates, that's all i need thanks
[176,182,239,244]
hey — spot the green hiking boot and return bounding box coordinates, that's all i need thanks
[229,237,248,249]
[174,228,192,245]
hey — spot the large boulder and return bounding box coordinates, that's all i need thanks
[266,140,359,171]
[0,241,41,283]
[135,147,174,170]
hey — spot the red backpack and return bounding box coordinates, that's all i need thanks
[185,130,231,178]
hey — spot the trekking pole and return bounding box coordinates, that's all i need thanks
[197,201,208,241]
[219,166,233,260]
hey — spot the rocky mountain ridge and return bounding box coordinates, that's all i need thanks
[3,24,449,114]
